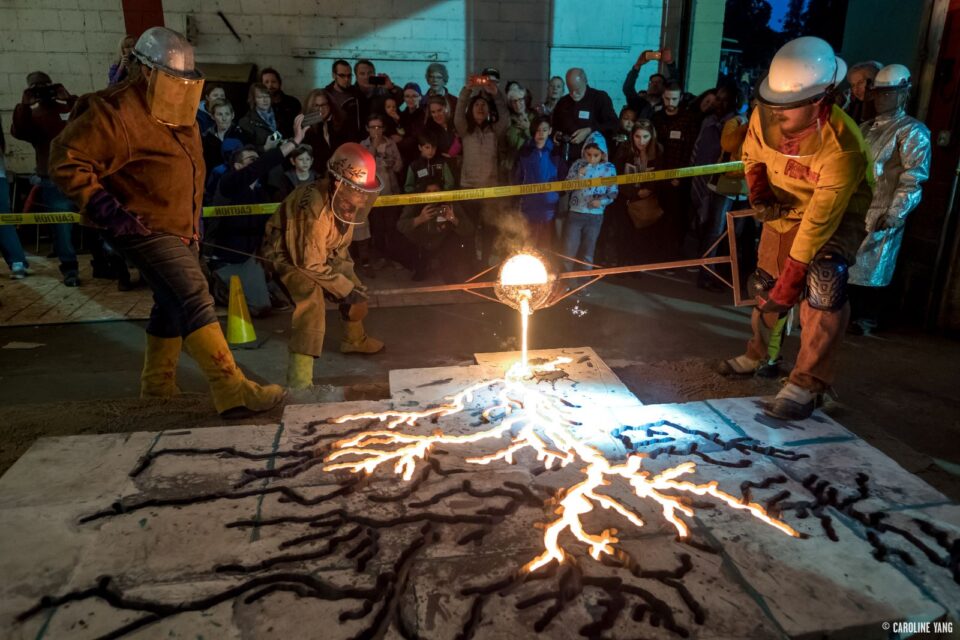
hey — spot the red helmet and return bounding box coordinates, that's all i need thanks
[327,142,382,193]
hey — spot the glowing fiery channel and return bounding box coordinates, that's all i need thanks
[322,356,801,572]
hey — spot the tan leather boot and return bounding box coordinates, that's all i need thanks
[340,321,384,354]
[183,323,285,417]
[140,334,182,398]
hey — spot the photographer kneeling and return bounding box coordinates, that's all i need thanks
[397,178,476,282]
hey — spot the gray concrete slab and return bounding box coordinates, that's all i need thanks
[1,350,958,639]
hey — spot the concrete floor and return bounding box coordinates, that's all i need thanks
[2,272,959,500]
[3,348,958,639]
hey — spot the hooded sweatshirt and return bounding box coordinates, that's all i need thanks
[566,131,618,215]
[514,137,562,223]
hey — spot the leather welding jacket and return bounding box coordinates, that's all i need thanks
[49,80,204,238]
[260,179,365,299]
[742,104,874,267]
[849,111,931,287]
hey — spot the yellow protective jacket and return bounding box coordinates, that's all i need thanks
[260,179,364,299]
[49,80,204,238]
[742,104,873,264]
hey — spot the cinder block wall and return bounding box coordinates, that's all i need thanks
[0,0,128,173]
[1,0,673,174]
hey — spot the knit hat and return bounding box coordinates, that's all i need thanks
[403,82,423,95]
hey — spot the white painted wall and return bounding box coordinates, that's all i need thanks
[1,0,672,174]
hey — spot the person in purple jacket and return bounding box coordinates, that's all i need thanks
[514,116,563,251]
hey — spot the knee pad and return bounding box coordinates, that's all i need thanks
[806,254,849,311]
[748,269,776,298]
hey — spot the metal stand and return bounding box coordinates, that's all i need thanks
[370,209,758,309]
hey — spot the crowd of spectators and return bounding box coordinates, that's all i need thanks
[0,36,889,309]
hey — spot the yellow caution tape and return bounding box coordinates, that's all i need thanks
[0,212,83,225]
[0,161,743,225]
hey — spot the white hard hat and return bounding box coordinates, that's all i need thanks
[759,36,846,107]
[133,27,202,80]
[873,64,911,90]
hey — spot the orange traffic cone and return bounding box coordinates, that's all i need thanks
[227,275,258,347]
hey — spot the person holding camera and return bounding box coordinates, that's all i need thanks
[623,48,675,117]
[550,68,618,163]
[11,71,80,286]
[397,178,476,282]
[207,115,310,317]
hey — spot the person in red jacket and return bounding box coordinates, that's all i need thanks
[11,72,80,285]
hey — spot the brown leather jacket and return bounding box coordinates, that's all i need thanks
[49,79,204,238]
[260,179,364,299]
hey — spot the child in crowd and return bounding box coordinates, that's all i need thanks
[276,144,316,199]
[404,133,455,193]
[561,131,617,271]
[359,113,404,271]
[514,116,562,251]
[612,106,637,148]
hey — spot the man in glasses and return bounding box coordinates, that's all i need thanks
[325,59,364,138]
[718,36,873,421]
[261,142,385,391]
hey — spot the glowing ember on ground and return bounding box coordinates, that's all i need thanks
[323,356,801,573]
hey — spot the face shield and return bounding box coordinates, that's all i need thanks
[866,86,909,116]
[757,100,824,157]
[330,179,380,226]
[145,65,204,128]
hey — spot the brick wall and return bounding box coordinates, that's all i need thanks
[0,0,127,173]
[1,0,673,174]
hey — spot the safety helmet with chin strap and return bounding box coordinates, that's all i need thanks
[133,27,205,127]
[326,143,383,226]
[759,36,847,109]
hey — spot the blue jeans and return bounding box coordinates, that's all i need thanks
[111,233,218,338]
[32,178,78,274]
[0,177,27,268]
[561,211,604,271]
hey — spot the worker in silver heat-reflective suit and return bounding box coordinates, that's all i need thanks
[848,64,931,335]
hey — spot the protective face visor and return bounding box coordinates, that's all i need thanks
[866,85,910,115]
[145,66,204,128]
[757,101,824,158]
[330,179,380,226]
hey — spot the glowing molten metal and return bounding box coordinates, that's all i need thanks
[323,363,800,574]
[324,251,798,573]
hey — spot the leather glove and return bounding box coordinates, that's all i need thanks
[757,256,807,313]
[752,202,784,222]
[87,190,150,237]
[342,289,367,306]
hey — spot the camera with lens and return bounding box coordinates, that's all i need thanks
[555,133,574,162]
[369,74,387,86]
[28,84,59,104]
